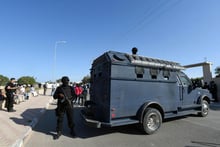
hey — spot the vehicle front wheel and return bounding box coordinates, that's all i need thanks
[198,100,209,117]
[142,108,162,135]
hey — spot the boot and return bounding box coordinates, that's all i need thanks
[70,128,76,137]
[54,131,61,140]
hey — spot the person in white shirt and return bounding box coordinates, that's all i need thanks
[30,85,38,97]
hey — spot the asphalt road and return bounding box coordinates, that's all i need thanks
[24,103,220,147]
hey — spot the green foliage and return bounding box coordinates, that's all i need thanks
[215,66,220,77]
[17,76,36,85]
[0,75,9,86]
[81,75,90,84]
[56,79,62,83]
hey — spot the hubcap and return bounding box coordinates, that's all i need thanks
[147,113,159,130]
[202,102,208,114]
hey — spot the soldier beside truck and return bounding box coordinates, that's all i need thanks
[81,50,213,134]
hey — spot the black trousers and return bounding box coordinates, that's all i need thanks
[6,93,14,112]
[56,103,74,133]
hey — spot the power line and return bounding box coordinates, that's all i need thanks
[125,0,183,36]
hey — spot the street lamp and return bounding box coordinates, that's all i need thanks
[53,40,67,82]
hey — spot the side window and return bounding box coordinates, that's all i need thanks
[163,70,170,80]
[179,75,191,86]
[150,68,158,79]
[135,66,144,78]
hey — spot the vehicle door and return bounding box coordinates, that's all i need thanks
[177,72,197,107]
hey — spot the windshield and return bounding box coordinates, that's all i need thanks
[178,72,192,86]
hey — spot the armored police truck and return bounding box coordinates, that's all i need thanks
[81,51,212,134]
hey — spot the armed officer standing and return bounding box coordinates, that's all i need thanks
[53,76,76,139]
[5,78,17,112]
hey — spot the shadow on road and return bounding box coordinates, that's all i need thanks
[10,108,45,126]
[29,106,145,140]
[185,140,220,147]
[74,107,145,139]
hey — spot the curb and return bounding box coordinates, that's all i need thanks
[12,97,53,147]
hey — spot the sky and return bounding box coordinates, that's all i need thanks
[0,0,220,83]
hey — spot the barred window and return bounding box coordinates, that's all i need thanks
[150,68,158,79]
[135,66,144,78]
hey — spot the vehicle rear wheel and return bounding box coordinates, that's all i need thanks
[142,108,162,135]
[199,100,209,117]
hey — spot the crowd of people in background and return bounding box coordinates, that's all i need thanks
[42,82,89,107]
[72,83,88,106]
[191,79,218,102]
[0,78,39,111]
[202,81,218,102]
[48,81,89,106]
[0,77,90,112]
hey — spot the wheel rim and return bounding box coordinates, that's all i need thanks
[202,102,208,115]
[146,112,160,130]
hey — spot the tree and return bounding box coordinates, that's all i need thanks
[81,75,90,84]
[56,78,62,83]
[215,66,220,77]
[0,75,9,86]
[17,76,36,86]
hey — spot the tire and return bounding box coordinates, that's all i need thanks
[198,100,209,117]
[142,108,162,135]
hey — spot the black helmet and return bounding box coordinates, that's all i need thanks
[61,76,69,83]
[132,47,138,55]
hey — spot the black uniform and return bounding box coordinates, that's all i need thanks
[210,81,218,102]
[53,76,76,139]
[5,82,16,112]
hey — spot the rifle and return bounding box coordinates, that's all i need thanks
[60,87,73,108]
